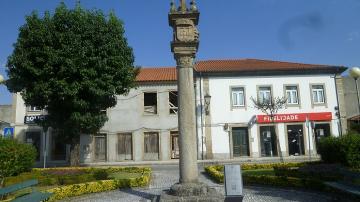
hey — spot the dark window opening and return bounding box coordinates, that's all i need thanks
[169,91,178,114]
[144,92,157,114]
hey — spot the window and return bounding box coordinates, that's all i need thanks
[144,132,159,160]
[144,92,157,114]
[258,86,272,104]
[169,91,178,114]
[285,86,299,105]
[231,87,245,107]
[28,106,41,112]
[311,85,325,104]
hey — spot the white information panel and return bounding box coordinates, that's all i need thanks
[224,164,243,196]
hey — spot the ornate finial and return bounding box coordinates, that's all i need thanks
[190,0,197,12]
[170,0,176,13]
[180,0,187,12]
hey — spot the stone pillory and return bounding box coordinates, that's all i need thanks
[158,1,224,201]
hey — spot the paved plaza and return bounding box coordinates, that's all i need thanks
[61,165,339,202]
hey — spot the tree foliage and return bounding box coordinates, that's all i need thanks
[0,137,36,187]
[6,3,137,143]
[251,96,287,118]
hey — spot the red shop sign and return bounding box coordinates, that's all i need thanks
[256,112,332,123]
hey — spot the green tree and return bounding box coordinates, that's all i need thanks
[6,3,138,165]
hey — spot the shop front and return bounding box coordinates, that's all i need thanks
[257,112,332,156]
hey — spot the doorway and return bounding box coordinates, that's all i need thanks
[232,127,250,157]
[144,132,159,160]
[171,131,179,159]
[117,133,133,161]
[94,134,107,162]
[287,124,305,156]
[314,123,331,151]
[259,126,278,157]
[26,131,41,161]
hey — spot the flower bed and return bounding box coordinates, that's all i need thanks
[3,167,151,201]
[46,168,151,201]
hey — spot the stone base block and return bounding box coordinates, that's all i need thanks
[158,182,224,202]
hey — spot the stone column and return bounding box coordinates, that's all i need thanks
[169,0,200,185]
[159,1,224,201]
[176,55,198,183]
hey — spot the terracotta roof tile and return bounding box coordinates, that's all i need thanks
[135,59,346,82]
[136,67,176,82]
[195,58,342,72]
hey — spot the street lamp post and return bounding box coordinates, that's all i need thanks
[350,67,360,122]
[0,74,4,84]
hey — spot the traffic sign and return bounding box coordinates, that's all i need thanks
[3,127,14,138]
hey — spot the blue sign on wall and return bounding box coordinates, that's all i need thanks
[3,127,14,138]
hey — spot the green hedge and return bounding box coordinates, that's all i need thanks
[205,164,326,190]
[273,164,343,181]
[204,162,307,184]
[46,168,151,201]
[4,167,151,187]
[318,134,360,168]
[0,137,36,186]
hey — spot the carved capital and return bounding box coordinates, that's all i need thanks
[176,56,194,67]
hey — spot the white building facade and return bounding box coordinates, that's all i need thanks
[10,59,347,165]
[195,59,347,160]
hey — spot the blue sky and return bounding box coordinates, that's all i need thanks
[0,0,360,104]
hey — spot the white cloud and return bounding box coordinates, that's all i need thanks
[347,31,360,41]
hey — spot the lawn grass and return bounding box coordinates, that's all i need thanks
[108,171,142,179]
[242,169,275,176]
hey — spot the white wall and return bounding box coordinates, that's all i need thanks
[205,74,341,158]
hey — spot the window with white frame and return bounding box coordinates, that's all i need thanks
[231,87,245,107]
[28,106,41,112]
[312,85,325,104]
[258,86,271,104]
[285,86,299,105]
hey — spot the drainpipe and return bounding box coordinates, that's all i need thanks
[333,74,343,136]
[199,72,205,160]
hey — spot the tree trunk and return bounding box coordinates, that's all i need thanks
[275,132,284,163]
[70,143,80,166]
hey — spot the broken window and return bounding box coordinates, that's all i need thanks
[144,92,157,114]
[169,91,178,114]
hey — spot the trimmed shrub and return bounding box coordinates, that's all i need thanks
[0,137,36,186]
[318,134,360,168]
[93,169,109,180]
[318,136,344,164]
[341,134,360,168]
[46,168,151,201]
[273,164,343,181]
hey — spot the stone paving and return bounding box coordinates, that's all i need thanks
[62,165,337,202]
